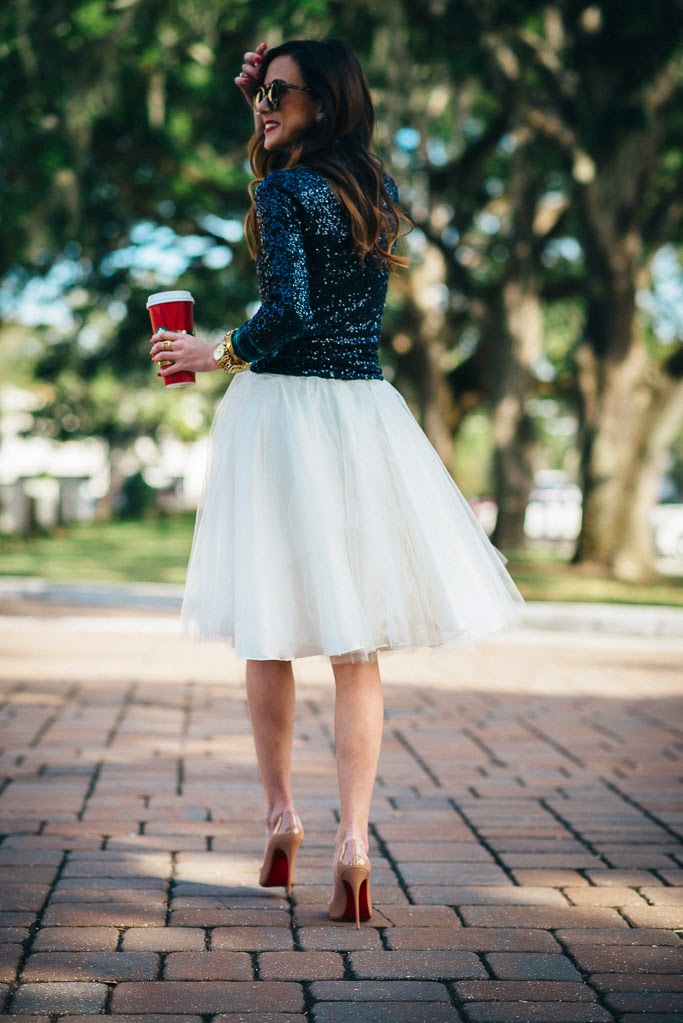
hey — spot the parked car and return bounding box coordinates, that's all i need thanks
[651,504,683,559]
[524,475,582,542]
[470,471,683,562]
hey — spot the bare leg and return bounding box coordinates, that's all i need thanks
[245,659,296,835]
[331,657,384,853]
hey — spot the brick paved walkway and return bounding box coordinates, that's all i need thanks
[0,608,682,1022]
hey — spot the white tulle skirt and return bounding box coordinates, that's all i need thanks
[181,372,523,661]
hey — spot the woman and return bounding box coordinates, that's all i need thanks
[150,38,523,927]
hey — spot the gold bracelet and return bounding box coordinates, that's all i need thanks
[213,330,249,373]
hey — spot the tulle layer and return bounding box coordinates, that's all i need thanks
[180,372,523,661]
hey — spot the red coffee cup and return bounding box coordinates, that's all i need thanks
[147,290,196,388]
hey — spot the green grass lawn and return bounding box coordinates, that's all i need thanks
[508,551,683,606]
[1,516,682,605]
[0,516,195,585]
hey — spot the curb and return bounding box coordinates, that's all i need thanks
[0,576,184,610]
[1,577,682,639]
[520,600,683,639]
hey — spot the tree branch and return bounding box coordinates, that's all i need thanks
[413,218,479,298]
[520,104,587,170]
[514,27,576,105]
[427,111,509,195]
[643,184,683,249]
[643,54,683,116]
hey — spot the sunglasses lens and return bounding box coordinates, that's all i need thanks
[268,81,284,109]
[253,84,276,110]
[253,80,293,111]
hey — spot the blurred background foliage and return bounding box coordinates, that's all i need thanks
[1,0,682,583]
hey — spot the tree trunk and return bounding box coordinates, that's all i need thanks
[576,330,683,579]
[491,404,536,548]
[573,129,677,581]
[100,445,129,520]
[490,145,546,551]
[406,244,458,466]
[490,278,541,550]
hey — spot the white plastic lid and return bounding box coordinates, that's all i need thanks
[146,290,194,308]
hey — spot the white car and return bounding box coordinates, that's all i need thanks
[651,504,683,559]
[471,480,683,562]
[524,482,582,542]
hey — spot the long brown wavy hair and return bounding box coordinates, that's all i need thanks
[244,38,411,269]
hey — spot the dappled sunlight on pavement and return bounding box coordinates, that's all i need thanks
[0,607,682,1021]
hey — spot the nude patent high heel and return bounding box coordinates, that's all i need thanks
[328,838,372,929]
[259,810,304,895]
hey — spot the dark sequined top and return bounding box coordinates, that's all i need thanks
[231,166,398,379]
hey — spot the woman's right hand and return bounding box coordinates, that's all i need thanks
[235,41,268,107]
[150,331,219,376]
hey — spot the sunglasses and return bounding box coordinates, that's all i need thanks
[253,78,314,111]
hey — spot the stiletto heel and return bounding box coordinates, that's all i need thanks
[328,839,372,928]
[259,810,304,895]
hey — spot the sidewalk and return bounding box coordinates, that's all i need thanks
[0,601,682,1021]
[2,575,683,637]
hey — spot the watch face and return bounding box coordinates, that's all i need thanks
[213,343,225,362]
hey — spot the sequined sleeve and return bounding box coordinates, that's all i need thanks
[231,175,312,363]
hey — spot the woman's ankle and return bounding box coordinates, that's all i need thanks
[335,827,369,854]
[266,803,298,832]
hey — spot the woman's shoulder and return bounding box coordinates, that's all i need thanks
[382,172,399,203]
[258,166,398,201]
[256,166,330,201]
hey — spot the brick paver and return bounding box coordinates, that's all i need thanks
[21,952,158,982]
[1,606,682,1021]
[463,1004,613,1022]
[10,983,109,1014]
[258,951,344,980]
[313,1003,463,1023]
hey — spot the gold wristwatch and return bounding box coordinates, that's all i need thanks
[213,330,249,373]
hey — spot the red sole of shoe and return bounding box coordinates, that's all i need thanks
[341,878,371,922]
[261,848,290,888]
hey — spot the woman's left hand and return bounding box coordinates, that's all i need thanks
[149,331,219,377]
